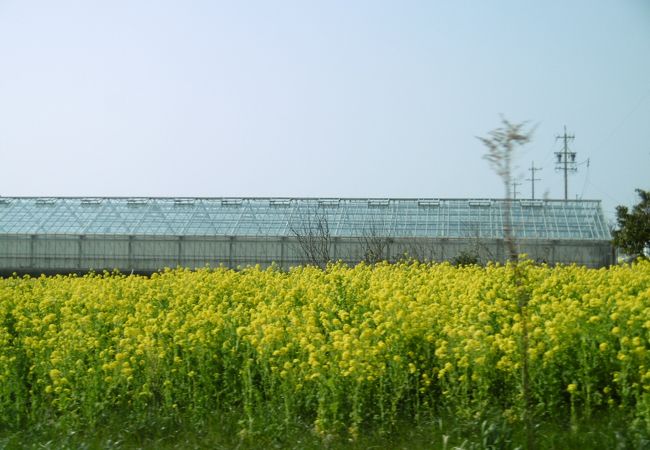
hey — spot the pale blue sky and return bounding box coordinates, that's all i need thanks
[1,1,648,220]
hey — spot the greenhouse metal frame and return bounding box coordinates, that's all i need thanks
[0,197,613,274]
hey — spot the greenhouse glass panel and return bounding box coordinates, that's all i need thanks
[0,197,611,241]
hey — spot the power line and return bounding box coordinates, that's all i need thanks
[512,180,521,200]
[526,161,542,199]
[592,86,650,154]
[555,125,577,200]
[579,158,591,200]
[541,134,561,168]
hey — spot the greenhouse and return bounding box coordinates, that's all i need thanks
[0,197,613,274]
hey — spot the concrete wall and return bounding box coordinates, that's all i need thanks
[0,234,614,275]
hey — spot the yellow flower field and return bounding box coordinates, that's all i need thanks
[0,260,649,440]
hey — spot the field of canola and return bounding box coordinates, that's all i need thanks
[1,260,650,443]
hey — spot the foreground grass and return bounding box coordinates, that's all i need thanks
[1,410,648,449]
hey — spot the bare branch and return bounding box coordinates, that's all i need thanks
[478,117,534,262]
[358,221,391,264]
[290,206,332,269]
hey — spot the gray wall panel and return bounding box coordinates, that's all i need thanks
[0,233,614,274]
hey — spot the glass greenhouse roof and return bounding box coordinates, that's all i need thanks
[0,197,611,240]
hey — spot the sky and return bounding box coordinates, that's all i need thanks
[0,1,648,221]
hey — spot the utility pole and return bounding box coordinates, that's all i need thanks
[555,125,577,200]
[512,180,521,200]
[526,161,542,199]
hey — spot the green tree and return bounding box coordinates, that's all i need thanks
[612,189,650,259]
